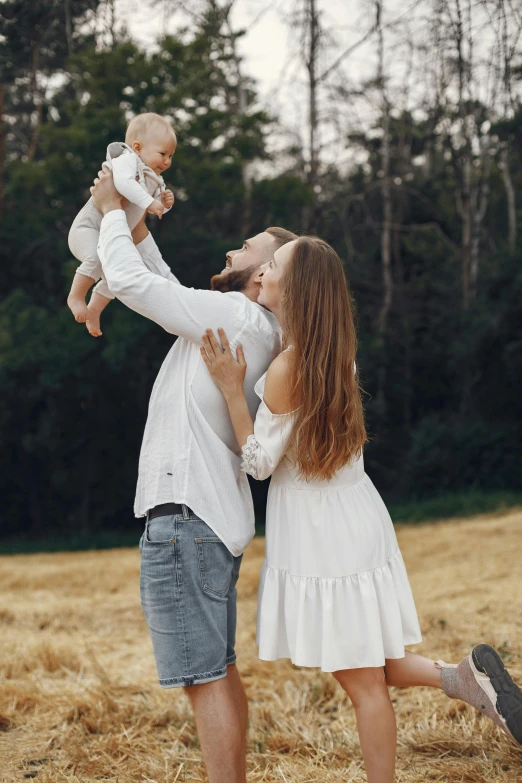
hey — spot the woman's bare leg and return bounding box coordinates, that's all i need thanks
[384,651,451,689]
[334,667,396,783]
[385,647,522,744]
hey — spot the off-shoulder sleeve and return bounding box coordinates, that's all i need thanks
[240,399,295,480]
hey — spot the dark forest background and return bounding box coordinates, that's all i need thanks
[1,0,521,550]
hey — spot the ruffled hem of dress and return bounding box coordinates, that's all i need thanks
[256,549,422,672]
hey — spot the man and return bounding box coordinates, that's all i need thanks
[90,168,296,783]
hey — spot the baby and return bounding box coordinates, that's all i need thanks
[67,112,176,336]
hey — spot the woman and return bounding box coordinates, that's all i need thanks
[200,236,522,782]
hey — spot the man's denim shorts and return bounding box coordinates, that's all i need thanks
[139,506,243,688]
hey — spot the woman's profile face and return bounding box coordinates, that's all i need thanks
[257,239,296,312]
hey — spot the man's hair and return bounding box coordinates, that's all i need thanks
[125,113,177,145]
[265,226,298,249]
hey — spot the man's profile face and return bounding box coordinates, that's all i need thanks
[223,233,276,274]
[211,232,275,293]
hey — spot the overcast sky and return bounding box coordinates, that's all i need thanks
[116,0,362,102]
[113,0,408,169]
[109,0,513,173]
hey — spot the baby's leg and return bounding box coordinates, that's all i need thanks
[68,216,102,323]
[85,208,145,336]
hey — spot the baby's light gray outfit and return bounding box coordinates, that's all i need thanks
[68,142,171,300]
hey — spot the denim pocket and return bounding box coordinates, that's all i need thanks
[195,537,234,599]
[144,516,176,545]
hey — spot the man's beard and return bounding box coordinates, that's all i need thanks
[210,264,258,293]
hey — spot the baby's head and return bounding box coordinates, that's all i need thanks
[125,113,177,175]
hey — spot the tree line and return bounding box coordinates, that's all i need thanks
[0,0,521,541]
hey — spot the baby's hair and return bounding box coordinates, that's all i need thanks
[125,113,177,146]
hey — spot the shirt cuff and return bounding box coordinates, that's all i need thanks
[100,208,127,228]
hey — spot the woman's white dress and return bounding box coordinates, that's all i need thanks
[241,362,422,672]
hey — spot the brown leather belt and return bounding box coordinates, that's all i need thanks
[148,502,194,520]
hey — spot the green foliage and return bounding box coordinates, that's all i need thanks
[0,7,521,543]
[251,175,314,233]
[0,0,98,75]
[0,528,143,555]
[406,415,522,496]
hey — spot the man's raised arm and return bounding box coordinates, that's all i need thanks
[92,171,244,342]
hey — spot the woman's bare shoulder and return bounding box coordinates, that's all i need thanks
[263,351,294,414]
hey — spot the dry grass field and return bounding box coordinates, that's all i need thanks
[1,510,522,783]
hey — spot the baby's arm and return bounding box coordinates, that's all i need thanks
[111,154,160,212]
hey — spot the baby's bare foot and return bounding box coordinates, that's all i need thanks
[86,307,102,337]
[86,290,111,337]
[67,294,89,323]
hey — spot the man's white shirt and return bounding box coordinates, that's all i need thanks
[98,210,281,555]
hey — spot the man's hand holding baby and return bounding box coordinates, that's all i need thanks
[91,169,124,215]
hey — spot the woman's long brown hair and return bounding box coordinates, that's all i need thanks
[282,236,367,480]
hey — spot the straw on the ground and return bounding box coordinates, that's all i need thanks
[1,510,521,782]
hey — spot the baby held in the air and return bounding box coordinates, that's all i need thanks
[67,112,176,336]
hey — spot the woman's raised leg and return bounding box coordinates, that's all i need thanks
[334,666,396,783]
[385,647,522,745]
[384,651,446,689]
